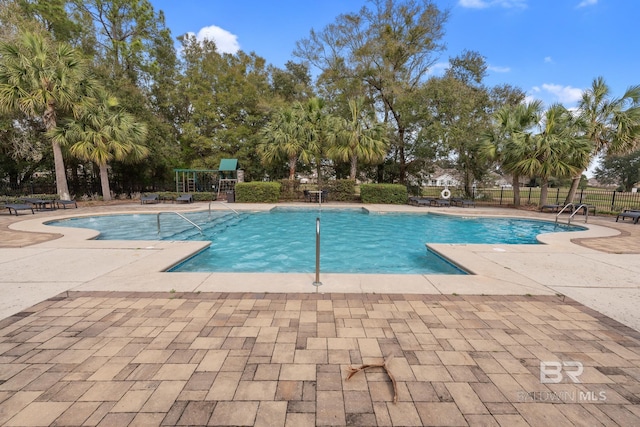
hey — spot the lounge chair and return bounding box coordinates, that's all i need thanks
[616,209,640,224]
[176,193,193,203]
[451,198,476,208]
[540,204,563,213]
[409,197,434,206]
[430,199,450,207]
[572,204,596,216]
[55,199,77,209]
[141,193,159,204]
[4,203,35,215]
[21,197,54,210]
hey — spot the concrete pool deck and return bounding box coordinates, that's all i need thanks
[1,202,640,426]
[2,202,640,331]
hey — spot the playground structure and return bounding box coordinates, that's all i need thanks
[174,159,242,201]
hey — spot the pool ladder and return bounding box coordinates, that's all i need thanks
[157,212,202,235]
[555,203,589,224]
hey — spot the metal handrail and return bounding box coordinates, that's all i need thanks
[157,212,202,234]
[555,203,574,223]
[555,202,589,224]
[568,204,589,224]
[208,201,239,218]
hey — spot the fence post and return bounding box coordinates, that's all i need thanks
[555,188,560,203]
[527,187,532,204]
[499,187,504,205]
[611,191,616,212]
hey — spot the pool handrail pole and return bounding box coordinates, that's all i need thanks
[313,217,322,287]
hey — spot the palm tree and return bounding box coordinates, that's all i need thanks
[298,97,341,187]
[258,107,309,180]
[514,104,590,206]
[480,100,542,206]
[50,92,148,201]
[328,98,388,180]
[565,77,640,203]
[0,32,94,200]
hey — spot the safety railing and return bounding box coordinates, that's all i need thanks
[556,203,589,224]
[208,201,239,219]
[157,212,202,235]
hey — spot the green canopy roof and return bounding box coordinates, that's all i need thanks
[218,159,238,171]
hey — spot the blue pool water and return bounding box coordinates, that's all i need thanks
[48,208,582,275]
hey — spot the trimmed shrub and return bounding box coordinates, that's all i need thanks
[235,182,281,203]
[360,183,408,204]
[278,179,300,201]
[324,179,357,202]
[157,192,215,202]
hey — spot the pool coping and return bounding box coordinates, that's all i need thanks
[3,202,640,331]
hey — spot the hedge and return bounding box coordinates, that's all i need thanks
[278,179,300,201]
[156,192,215,202]
[235,182,281,203]
[359,183,408,204]
[324,179,357,202]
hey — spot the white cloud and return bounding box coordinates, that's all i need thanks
[189,25,240,54]
[544,56,553,63]
[427,62,449,75]
[458,0,527,8]
[459,0,489,8]
[488,65,510,73]
[541,83,583,104]
[577,0,597,7]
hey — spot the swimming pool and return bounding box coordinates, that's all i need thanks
[48,208,583,275]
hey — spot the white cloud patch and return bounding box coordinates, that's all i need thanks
[577,0,597,7]
[427,62,449,75]
[544,56,553,63]
[541,83,583,104]
[189,25,240,54]
[488,65,510,73]
[458,0,527,8]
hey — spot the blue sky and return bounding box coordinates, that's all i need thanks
[149,0,638,109]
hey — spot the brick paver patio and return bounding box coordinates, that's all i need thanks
[1,291,639,426]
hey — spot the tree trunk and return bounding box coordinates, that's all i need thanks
[539,179,549,207]
[350,155,357,180]
[565,173,582,204]
[288,156,297,180]
[512,174,521,206]
[316,158,323,188]
[99,162,111,201]
[398,137,406,184]
[43,104,70,200]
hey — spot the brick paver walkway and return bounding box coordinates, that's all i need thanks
[1,292,639,426]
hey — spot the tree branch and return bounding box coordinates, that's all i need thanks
[346,355,397,403]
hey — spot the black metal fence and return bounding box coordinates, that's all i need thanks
[4,178,640,213]
[422,187,640,213]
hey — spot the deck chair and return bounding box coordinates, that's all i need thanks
[430,199,451,207]
[616,209,640,224]
[408,197,434,206]
[540,204,563,213]
[451,198,476,208]
[141,193,159,204]
[176,193,193,203]
[55,200,78,209]
[21,197,54,210]
[4,203,35,215]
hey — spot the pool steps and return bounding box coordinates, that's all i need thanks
[159,212,247,240]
